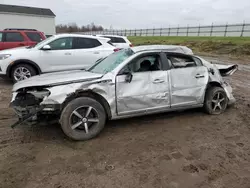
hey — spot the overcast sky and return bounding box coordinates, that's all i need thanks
[1,0,249,29]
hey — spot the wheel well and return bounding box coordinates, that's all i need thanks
[207,81,222,89]
[204,81,223,101]
[7,60,41,78]
[62,90,112,119]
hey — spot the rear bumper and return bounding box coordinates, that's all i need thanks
[223,82,236,106]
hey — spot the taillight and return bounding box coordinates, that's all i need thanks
[113,48,120,52]
[129,44,133,47]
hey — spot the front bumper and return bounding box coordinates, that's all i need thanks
[10,92,61,121]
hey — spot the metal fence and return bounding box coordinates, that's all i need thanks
[81,23,250,37]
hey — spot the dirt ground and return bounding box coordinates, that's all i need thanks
[0,56,250,188]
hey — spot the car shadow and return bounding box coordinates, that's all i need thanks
[0,78,13,86]
[10,107,205,143]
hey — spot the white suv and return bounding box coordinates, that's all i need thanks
[97,35,132,49]
[0,34,116,82]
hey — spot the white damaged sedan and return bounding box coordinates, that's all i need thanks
[10,45,238,141]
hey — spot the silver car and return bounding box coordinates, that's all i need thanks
[10,45,238,141]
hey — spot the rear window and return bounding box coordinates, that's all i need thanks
[102,36,126,43]
[5,32,24,42]
[0,32,2,42]
[25,32,43,42]
[73,38,102,49]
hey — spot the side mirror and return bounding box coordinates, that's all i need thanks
[125,72,133,83]
[42,45,51,50]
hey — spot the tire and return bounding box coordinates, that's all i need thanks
[60,97,106,141]
[204,87,229,115]
[11,64,37,83]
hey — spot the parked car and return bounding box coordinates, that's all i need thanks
[10,45,238,141]
[0,34,116,82]
[97,35,132,49]
[0,28,46,51]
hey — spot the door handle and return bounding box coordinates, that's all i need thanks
[19,43,25,46]
[93,51,100,54]
[153,79,165,84]
[195,74,205,78]
[65,52,72,55]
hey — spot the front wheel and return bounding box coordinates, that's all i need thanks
[60,97,106,141]
[204,87,229,115]
[11,64,37,82]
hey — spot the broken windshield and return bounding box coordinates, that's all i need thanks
[88,48,134,74]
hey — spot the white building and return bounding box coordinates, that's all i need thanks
[0,4,56,35]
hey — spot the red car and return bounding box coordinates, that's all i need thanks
[0,28,46,50]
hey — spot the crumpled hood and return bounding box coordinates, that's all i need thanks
[13,70,103,91]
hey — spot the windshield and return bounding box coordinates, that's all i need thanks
[28,35,55,48]
[88,48,134,74]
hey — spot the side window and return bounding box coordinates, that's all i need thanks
[73,38,101,49]
[121,55,161,74]
[25,32,43,42]
[167,54,197,69]
[101,36,126,43]
[0,32,2,42]
[113,37,126,43]
[48,37,73,50]
[5,32,24,42]
[193,57,203,66]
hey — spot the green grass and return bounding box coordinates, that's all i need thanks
[128,36,250,45]
[128,36,250,56]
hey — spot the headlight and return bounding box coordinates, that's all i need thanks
[0,54,11,60]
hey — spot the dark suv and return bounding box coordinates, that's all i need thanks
[0,28,46,50]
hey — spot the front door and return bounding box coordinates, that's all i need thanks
[3,32,28,49]
[38,37,76,72]
[116,53,170,115]
[167,53,209,107]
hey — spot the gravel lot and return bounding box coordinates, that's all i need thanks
[0,56,250,188]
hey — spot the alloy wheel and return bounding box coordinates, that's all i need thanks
[211,91,227,113]
[69,106,99,134]
[14,67,32,81]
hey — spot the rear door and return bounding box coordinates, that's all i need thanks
[167,53,209,107]
[72,37,105,69]
[2,32,28,49]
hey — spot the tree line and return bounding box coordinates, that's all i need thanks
[56,22,104,33]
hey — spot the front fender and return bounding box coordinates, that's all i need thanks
[6,59,42,77]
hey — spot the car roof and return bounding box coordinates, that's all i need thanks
[131,45,193,55]
[54,34,111,41]
[55,33,109,39]
[1,30,42,32]
[97,34,127,39]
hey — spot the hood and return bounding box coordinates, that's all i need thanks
[0,46,30,54]
[13,70,103,91]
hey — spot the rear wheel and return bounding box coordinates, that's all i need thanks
[60,97,106,141]
[204,87,228,115]
[11,64,37,82]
